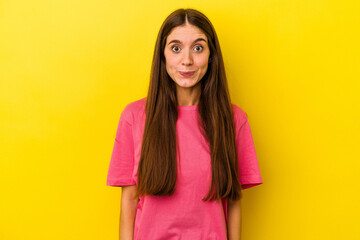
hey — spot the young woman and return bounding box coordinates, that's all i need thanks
[107,8,263,240]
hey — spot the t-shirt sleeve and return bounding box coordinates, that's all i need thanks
[235,111,263,190]
[106,105,136,187]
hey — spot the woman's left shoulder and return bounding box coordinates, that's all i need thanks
[231,103,249,126]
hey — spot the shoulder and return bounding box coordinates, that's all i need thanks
[120,97,146,124]
[231,103,248,128]
[124,97,146,113]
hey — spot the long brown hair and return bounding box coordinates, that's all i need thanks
[134,8,242,202]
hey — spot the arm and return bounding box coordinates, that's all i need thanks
[119,185,139,240]
[227,198,242,240]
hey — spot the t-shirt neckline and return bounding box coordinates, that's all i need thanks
[177,104,198,110]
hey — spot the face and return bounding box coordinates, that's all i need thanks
[164,23,210,89]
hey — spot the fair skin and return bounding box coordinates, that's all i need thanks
[119,185,138,240]
[164,22,210,106]
[227,199,242,240]
[119,23,241,240]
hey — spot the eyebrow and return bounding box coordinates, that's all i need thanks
[167,37,207,45]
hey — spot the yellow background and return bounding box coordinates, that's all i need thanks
[1,0,359,239]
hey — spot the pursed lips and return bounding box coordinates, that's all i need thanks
[179,71,196,78]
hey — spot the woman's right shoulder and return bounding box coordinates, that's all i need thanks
[123,97,146,112]
[120,97,147,124]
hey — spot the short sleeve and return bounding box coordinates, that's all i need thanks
[235,112,263,190]
[106,105,136,187]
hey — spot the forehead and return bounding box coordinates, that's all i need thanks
[166,24,207,43]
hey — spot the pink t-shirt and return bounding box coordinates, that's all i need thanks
[107,97,263,240]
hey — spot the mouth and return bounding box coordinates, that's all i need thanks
[179,71,195,77]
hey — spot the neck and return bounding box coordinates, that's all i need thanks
[176,83,201,106]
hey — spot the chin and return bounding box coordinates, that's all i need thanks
[177,82,199,88]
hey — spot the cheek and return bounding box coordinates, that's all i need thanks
[164,51,178,66]
[196,53,210,68]
[165,62,174,74]
[165,60,176,77]
[167,57,178,67]
[198,58,209,69]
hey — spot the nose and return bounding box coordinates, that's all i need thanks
[182,50,193,66]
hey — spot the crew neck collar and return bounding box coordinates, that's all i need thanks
[177,104,198,110]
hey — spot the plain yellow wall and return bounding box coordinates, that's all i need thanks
[1,0,359,239]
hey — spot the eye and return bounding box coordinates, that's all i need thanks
[172,46,180,52]
[194,45,203,52]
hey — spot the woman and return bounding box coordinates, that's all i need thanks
[107,8,263,240]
